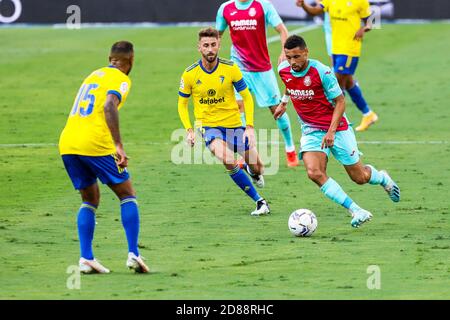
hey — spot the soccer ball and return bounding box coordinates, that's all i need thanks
[288,209,318,237]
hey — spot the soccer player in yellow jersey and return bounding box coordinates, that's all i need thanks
[59,41,149,274]
[297,0,379,131]
[178,27,270,216]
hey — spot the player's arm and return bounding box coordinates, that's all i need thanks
[216,3,228,39]
[265,1,288,64]
[239,87,256,149]
[233,65,255,147]
[275,23,289,65]
[273,88,289,120]
[296,0,325,16]
[178,73,195,146]
[177,96,195,147]
[354,1,373,40]
[322,94,345,149]
[104,94,128,167]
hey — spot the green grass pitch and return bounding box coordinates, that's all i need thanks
[0,23,449,299]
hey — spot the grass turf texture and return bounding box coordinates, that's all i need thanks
[0,23,449,299]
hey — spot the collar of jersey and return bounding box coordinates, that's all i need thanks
[108,65,118,69]
[291,60,311,78]
[235,0,254,10]
[199,59,220,74]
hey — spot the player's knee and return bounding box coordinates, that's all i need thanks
[81,193,100,206]
[307,168,326,184]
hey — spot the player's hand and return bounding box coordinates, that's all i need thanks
[321,131,335,149]
[115,143,129,168]
[354,28,366,41]
[278,51,287,65]
[186,128,195,147]
[296,0,305,8]
[244,126,256,149]
[273,102,287,120]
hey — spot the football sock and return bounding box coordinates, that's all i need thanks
[240,112,246,127]
[276,113,295,152]
[77,202,97,260]
[228,165,261,202]
[120,196,140,256]
[367,165,389,187]
[320,177,360,212]
[347,81,371,115]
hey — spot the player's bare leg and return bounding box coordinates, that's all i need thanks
[209,139,269,216]
[109,180,149,273]
[79,182,100,206]
[344,161,401,203]
[238,147,265,188]
[208,138,237,171]
[302,151,372,228]
[336,73,378,132]
[269,105,299,167]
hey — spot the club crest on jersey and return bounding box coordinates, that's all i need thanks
[303,76,312,87]
[120,82,129,93]
[249,7,257,17]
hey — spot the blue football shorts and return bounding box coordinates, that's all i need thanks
[201,126,250,153]
[62,154,129,190]
[332,54,359,75]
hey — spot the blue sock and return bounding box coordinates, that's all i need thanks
[276,113,295,152]
[367,165,388,187]
[120,197,140,256]
[77,202,97,260]
[347,82,371,115]
[240,112,246,127]
[320,178,360,212]
[228,166,261,202]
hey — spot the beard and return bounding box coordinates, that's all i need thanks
[203,53,217,63]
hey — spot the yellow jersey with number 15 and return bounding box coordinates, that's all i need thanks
[320,0,372,57]
[59,66,131,156]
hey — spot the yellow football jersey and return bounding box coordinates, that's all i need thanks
[178,58,245,128]
[321,0,371,57]
[59,66,131,156]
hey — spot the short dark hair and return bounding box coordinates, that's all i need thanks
[284,35,307,50]
[110,41,134,55]
[198,27,219,40]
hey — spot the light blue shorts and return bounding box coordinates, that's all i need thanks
[235,69,281,108]
[299,127,361,166]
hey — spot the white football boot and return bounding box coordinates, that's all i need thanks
[79,258,110,274]
[380,170,401,202]
[250,199,270,216]
[126,252,150,273]
[350,208,373,228]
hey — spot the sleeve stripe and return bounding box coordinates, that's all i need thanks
[107,90,122,103]
[178,91,191,98]
[233,79,247,92]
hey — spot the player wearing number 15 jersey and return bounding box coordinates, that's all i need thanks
[59,41,149,274]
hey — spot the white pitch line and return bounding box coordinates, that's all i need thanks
[1,141,448,148]
[267,23,321,44]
